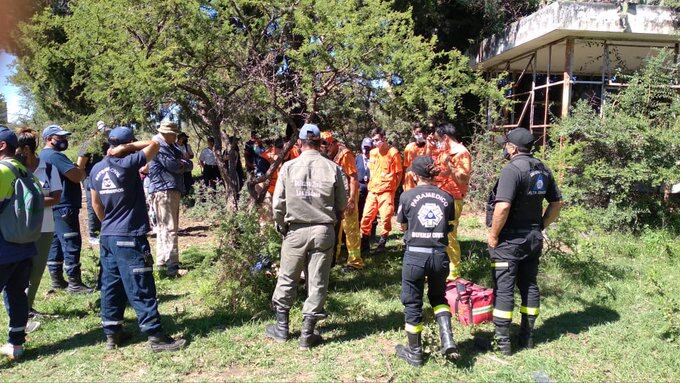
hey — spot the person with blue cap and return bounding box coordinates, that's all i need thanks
[0,125,42,360]
[39,124,92,294]
[264,123,347,350]
[89,126,186,352]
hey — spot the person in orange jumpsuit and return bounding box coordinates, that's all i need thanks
[360,128,403,254]
[432,124,472,280]
[320,131,364,271]
[259,138,300,218]
[403,123,437,191]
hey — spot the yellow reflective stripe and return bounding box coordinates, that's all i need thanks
[493,308,513,319]
[405,323,423,334]
[433,304,450,315]
[493,262,509,269]
[520,306,540,316]
[472,305,493,315]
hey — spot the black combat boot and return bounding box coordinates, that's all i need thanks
[67,272,94,294]
[49,270,68,290]
[395,331,423,367]
[360,236,370,255]
[147,333,187,353]
[375,235,388,253]
[435,312,459,359]
[494,324,512,356]
[519,314,537,349]
[106,330,133,350]
[264,306,289,342]
[299,315,322,350]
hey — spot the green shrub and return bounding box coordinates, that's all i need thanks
[198,201,282,313]
[547,50,680,232]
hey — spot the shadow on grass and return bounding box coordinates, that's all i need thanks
[453,304,620,368]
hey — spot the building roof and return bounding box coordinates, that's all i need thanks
[470,2,679,73]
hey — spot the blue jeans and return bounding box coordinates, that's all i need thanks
[100,235,162,336]
[84,181,101,238]
[48,207,83,278]
[0,258,32,345]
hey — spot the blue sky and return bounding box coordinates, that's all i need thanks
[0,51,27,123]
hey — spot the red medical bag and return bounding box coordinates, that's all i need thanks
[445,278,494,326]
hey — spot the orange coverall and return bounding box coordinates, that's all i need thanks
[333,145,364,269]
[433,141,472,280]
[360,146,403,237]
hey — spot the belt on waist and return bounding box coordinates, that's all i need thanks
[502,225,541,234]
[406,246,446,254]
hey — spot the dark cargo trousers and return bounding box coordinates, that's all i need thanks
[99,236,162,336]
[47,207,83,279]
[400,248,451,333]
[272,223,335,317]
[490,229,543,326]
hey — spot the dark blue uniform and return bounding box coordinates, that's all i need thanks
[90,151,163,336]
[488,154,561,330]
[40,148,83,280]
[396,184,455,331]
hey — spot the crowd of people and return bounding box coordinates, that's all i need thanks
[0,119,562,367]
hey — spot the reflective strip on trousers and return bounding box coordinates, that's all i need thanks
[472,305,493,315]
[493,308,513,319]
[493,262,509,269]
[433,304,450,315]
[520,306,540,316]
[132,267,153,274]
[47,261,63,265]
[9,326,26,332]
[102,320,124,326]
[116,241,136,247]
[63,232,79,239]
[407,246,444,254]
[405,323,424,334]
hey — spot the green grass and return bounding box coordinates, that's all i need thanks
[1,219,679,382]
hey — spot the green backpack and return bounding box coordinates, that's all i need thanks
[0,160,44,244]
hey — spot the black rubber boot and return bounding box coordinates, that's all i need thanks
[106,330,133,350]
[299,316,322,350]
[360,236,370,254]
[147,333,187,353]
[494,325,512,356]
[264,307,289,342]
[519,314,537,349]
[395,331,423,367]
[375,235,388,253]
[49,271,68,290]
[67,272,94,294]
[435,313,459,359]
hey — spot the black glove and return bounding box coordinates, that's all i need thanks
[275,223,288,236]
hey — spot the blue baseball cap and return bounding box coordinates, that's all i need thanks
[42,124,71,139]
[108,126,135,145]
[0,125,18,148]
[361,137,373,149]
[298,123,320,140]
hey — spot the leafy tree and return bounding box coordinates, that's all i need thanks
[14,0,501,206]
[547,50,680,231]
[0,94,7,124]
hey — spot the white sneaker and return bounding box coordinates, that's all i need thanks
[89,237,100,246]
[0,343,24,360]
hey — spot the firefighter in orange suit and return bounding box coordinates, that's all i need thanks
[320,131,364,271]
[403,123,436,191]
[433,124,472,281]
[360,127,403,254]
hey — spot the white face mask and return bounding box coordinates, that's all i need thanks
[436,141,444,150]
[414,133,425,143]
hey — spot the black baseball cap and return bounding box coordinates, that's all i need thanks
[495,128,535,151]
[410,155,436,179]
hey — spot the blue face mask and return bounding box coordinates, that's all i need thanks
[503,146,511,160]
